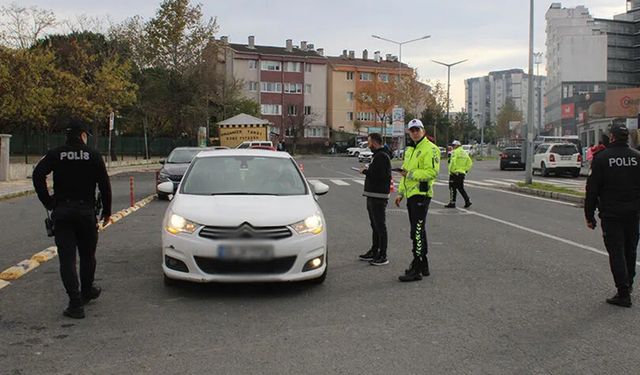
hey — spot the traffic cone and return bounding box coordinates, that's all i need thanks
[390,176,396,193]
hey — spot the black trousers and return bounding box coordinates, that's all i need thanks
[449,173,470,204]
[367,197,388,257]
[53,202,98,301]
[407,195,431,261]
[601,216,639,291]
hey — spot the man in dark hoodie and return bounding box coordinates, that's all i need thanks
[358,133,392,266]
[585,121,640,308]
[33,120,112,319]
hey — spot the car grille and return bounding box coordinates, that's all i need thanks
[168,174,182,182]
[194,256,297,275]
[199,224,292,240]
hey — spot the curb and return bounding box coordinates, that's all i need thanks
[508,184,585,205]
[0,189,36,202]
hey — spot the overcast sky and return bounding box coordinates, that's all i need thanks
[13,0,628,112]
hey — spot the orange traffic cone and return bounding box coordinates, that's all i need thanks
[390,176,396,193]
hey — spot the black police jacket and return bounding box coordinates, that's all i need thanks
[32,139,112,217]
[585,141,640,221]
[363,147,392,199]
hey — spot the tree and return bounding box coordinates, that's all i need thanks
[451,109,478,143]
[396,70,429,118]
[145,0,218,73]
[419,80,448,145]
[496,98,523,139]
[356,76,397,138]
[0,3,56,49]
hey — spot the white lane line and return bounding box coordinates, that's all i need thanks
[307,179,321,185]
[502,179,522,183]
[484,179,512,186]
[353,179,365,185]
[466,180,496,187]
[434,182,448,186]
[431,199,640,266]
[433,183,577,206]
[330,179,350,186]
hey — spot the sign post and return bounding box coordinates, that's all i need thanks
[108,112,115,167]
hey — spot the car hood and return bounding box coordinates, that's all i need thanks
[162,163,190,176]
[169,194,321,227]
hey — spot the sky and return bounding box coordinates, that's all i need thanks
[9,0,629,112]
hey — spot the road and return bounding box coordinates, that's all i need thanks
[1,157,638,374]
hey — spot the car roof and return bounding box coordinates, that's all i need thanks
[195,149,290,159]
[504,147,521,150]
[542,143,577,147]
[171,147,205,151]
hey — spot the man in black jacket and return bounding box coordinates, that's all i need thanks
[358,133,392,266]
[33,121,112,319]
[585,121,640,308]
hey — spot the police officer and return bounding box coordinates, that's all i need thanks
[358,133,392,266]
[445,140,473,208]
[395,119,441,282]
[585,121,640,308]
[33,120,112,319]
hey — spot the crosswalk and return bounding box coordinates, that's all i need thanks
[308,177,585,190]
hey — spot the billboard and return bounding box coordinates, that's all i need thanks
[561,103,575,119]
[219,125,268,148]
[606,88,640,118]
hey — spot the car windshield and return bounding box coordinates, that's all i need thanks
[182,156,308,196]
[167,149,202,163]
[551,145,578,155]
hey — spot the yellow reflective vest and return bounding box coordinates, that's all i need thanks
[398,137,441,198]
[448,147,473,175]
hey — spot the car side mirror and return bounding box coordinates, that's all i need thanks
[157,181,175,194]
[311,181,329,196]
[159,160,165,165]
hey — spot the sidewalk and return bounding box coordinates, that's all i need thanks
[0,159,161,201]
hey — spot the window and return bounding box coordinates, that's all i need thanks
[284,83,302,94]
[379,73,389,82]
[248,81,259,92]
[305,84,312,94]
[260,82,282,93]
[346,72,354,80]
[347,112,354,121]
[305,127,325,138]
[261,60,281,71]
[359,72,372,81]
[288,105,298,116]
[304,106,312,115]
[346,91,354,101]
[305,63,312,73]
[357,112,376,121]
[284,62,302,72]
[261,104,282,115]
[248,60,258,70]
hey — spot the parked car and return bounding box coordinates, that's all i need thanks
[533,143,582,177]
[347,141,368,157]
[358,149,373,163]
[499,147,525,170]
[157,147,207,200]
[250,145,277,151]
[157,149,329,286]
[236,140,273,149]
[462,144,477,156]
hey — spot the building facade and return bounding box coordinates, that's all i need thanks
[221,36,329,143]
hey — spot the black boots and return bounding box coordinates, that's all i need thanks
[606,288,632,308]
[399,258,429,282]
[359,249,377,261]
[444,203,456,208]
[63,299,85,319]
[464,201,472,208]
[81,285,102,305]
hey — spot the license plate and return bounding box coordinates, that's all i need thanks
[218,244,273,260]
[561,156,571,160]
[510,161,519,164]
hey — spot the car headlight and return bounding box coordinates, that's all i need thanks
[166,214,200,235]
[292,214,323,235]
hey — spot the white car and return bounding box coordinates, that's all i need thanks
[533,143,582,177]
[347,142,368,157]
[462,144,476,156]
[358,149,373,163]
[157,149,329,285]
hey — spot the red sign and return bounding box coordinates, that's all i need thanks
[561,103,575,119]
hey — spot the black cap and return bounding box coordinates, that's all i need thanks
[610,122,629,137]
[66,120,92,137]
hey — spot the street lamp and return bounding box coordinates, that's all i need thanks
[371,34,430,147]
[432,59,468,144]
[524,0,535,185]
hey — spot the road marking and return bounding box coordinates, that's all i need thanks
[0,194,158,287]
[484,179,512,186]
[434,182,448,186]
[431,199,640,266]
[330,179,350,186]
[465,180,496,187]
[433,183,577,207]
[307,179,321,185]
[353,179,365,185]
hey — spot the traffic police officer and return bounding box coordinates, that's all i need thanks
[445,140,473,208]
[33,120,112,319]
[395,119,441,282]
[585,121,640,308]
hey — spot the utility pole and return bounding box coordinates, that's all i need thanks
[433,59,468,144]
[525,0,535,185]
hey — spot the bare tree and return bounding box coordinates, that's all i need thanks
[0,3,56,49]
[63,14,112,34]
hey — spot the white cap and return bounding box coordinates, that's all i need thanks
[452,140,461,146]
[408,119,424,129]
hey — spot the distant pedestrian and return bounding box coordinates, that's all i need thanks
[32,120,112,319]
[358,133,392,266]
[395,119,441,282]
[445,140,473,209]
[585,121,640,308]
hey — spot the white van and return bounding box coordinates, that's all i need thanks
[236,141,273,149]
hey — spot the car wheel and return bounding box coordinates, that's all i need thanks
[158,192,170,201]
[541,162,549,177]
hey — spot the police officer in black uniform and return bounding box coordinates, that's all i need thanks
[585,121,640,308]
[33,120,112,319]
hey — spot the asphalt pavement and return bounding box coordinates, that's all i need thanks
[1,156,638,374]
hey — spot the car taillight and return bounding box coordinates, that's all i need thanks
[549,154,556,162]
[577,154,582,162]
